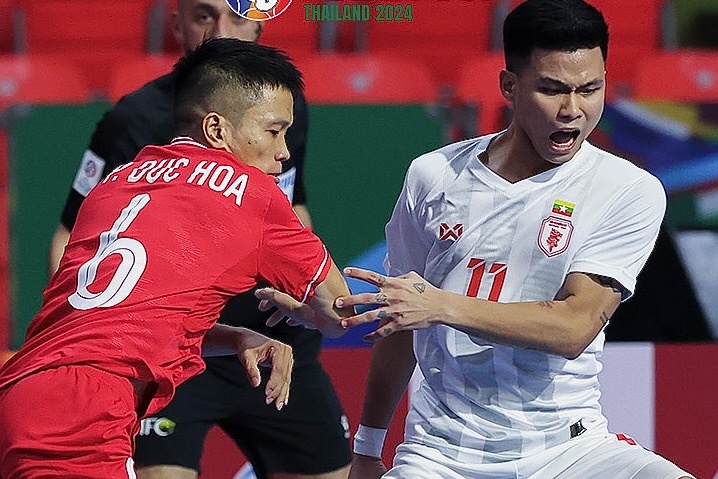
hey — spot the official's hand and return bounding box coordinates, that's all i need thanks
[348,453,388,479]
[335,267,443,342]
[235,327,293,410]
[255,287,347,338]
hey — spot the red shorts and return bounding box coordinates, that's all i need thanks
[0,365,140,478]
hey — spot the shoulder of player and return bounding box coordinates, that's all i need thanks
[585,142,666,213]
[586,142,663,190]
[405,136,485,192]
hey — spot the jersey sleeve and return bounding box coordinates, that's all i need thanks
[385,160,433,277]
[257,190,331,303]
[570,173,666,300]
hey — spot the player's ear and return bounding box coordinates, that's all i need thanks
[203,112,230,149]
[500,69,517,102]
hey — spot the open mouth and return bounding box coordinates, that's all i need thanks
[549,129,580,152]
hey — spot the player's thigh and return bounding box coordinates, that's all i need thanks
[0,366,137,479]
[134,370,237,471]
[385,441,516,479]
[136,465,198,479]
[532,433,696,479]
[222,363,352,477]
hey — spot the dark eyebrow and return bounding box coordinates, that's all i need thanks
[192,2,219,14]
[538,77,604,90]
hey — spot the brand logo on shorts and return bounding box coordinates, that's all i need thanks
[225,0,292,20]
[139,417,177,437]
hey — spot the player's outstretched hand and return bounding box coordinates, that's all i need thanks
[335,267,443,342]
[235,327,293,410]
[255,287,347,338]
[348,453,388,479]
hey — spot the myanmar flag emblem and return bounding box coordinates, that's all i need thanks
[552,199,575,217]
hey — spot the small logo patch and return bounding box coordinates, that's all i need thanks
[439,223,463,241]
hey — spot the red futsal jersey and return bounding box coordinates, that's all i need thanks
[0,137,331,415]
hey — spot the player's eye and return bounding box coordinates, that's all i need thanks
[194,13,213,23]
[539,87,563,96]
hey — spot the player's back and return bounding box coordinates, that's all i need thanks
[0,138,327,413]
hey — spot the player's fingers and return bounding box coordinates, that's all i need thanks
[265,309,287,327]
[257,298,273,312]
[255,287,300,311]
[240,351,262,388]
[286,317,318,329]
[343,267,387,287]
[335,292,385,309]
[265,344,293,410]
[363,322,397,342]
[339,308,383,329]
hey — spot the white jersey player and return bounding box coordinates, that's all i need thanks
[382,134,663,466]
[289,1,695,478]
[258,1,698,477]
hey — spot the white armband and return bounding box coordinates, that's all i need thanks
[353,424,388,458]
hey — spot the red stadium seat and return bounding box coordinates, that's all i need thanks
[12,0,160,93]
[633,50,718,102]
[107,54,178,103]
[364,0,498,86]
[260,3,320,58]
[295,53,437,104]
[0,55,91,107]
[455,53,510,135]
[0,0,11,52]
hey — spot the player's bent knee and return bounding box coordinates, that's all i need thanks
[135,465,198,479]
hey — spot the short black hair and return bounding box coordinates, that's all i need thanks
[504,0,609,74]
[173,37,303,131]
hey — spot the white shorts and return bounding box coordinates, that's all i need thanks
[383,431,695,479]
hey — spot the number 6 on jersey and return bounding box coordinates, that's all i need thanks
[69,194,151,310]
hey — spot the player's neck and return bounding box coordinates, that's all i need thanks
[481,127,557,183]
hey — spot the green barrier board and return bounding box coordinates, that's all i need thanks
[8,102,110,348]
[304,104,445,267]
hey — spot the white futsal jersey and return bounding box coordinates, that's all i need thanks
[385,134,665,464]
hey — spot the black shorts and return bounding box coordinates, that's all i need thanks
[134,360,351,478]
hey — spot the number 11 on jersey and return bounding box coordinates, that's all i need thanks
[466,258,507,302]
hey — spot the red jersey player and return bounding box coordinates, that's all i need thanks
[0,38,355,479]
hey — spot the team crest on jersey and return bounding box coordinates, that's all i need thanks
[538,216,573,257]
[439,222,463,241]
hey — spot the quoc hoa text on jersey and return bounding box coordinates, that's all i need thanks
[105,158,250,206]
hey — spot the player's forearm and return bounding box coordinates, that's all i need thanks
[308,263,356,337]
[360,331,416,428]
[292,204,312,230]
[440,280,615,359]
[48,223,72,278]
[202,323,250,357]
